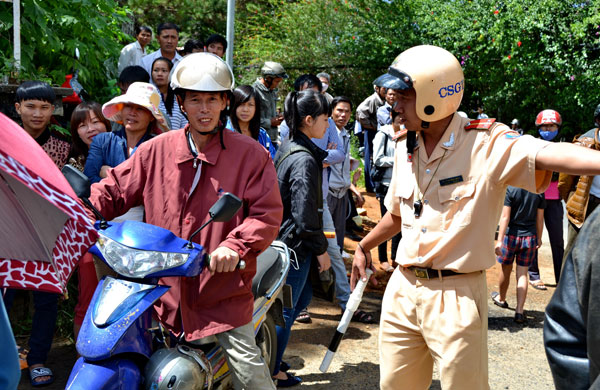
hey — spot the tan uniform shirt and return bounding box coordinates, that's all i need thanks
[385,114,552,273]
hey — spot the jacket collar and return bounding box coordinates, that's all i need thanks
[292,131,329,164]
[176,124,223,166]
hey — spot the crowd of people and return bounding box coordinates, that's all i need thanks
[2,21,600,390]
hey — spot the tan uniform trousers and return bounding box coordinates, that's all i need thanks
[379,267,489,390]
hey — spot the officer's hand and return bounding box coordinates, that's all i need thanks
[351,244,377,290]
[209,246,239,275]
[316,252,331,272]
[494,241,503,257]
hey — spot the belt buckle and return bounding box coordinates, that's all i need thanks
[413,267,429,279]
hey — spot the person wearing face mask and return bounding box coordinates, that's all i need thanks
[317,72,334,104]
[527,109,565,289]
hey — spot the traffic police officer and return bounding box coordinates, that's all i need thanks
[351,45,600,389]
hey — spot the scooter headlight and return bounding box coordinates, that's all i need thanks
[97,233,189,278]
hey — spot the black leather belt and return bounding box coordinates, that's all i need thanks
[405,266,463,279]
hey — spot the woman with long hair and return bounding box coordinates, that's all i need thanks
[151,56,188,130]
[227,85,276,158]
[68,101,110,171]
[272,89,331,386]
[67,102,111,339]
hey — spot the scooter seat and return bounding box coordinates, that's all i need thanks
[252,246,282,298]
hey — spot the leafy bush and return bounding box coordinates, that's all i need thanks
[0,0,130,102]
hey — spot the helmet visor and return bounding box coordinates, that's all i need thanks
[385,67,413,90]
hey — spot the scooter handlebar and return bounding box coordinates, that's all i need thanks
[206,255,246,270]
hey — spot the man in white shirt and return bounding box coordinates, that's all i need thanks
[140,23,183,75]
[117,26,152,74]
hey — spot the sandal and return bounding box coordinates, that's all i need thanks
[380,262,394,273]
[351,310,376,324]
[280,361,291,373]
[275,372,302,388]
[29,366,54,387]
[295,309,312,324]
[491,292,509,309]
[529,280,547,290]
[18,346,29,370]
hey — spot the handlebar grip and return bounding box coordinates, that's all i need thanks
[206,255,246,270]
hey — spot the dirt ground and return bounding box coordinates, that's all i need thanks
[15,192,557,389]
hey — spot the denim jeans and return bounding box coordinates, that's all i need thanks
[3,289,58,366]
[323,201,351,310]
[274,253,313,375]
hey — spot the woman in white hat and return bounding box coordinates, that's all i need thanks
[83,82,168,184]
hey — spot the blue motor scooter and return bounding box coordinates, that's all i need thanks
[63,165,290,389]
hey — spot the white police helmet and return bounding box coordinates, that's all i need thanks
[386,45,464,123]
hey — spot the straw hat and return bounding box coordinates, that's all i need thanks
[102,82,169,133]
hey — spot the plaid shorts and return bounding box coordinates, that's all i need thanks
[496,234,537,267]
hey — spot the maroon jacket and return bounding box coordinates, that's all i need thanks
[89,127,283,340]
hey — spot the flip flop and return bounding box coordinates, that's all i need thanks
[351,310,376,324]
[529,280,547,290]
[30,366,54,387]
[491,291,509,309]
[275,372,302,388]
[295,309,311,324]
[380,262,394,273]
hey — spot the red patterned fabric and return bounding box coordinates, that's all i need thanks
[0,113,97,294]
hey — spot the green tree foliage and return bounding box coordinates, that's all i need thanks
[236,0,600,137]
[127,0,227,44]
[235,0,419,105]
[415,0,600,136]
[0,0,129,101]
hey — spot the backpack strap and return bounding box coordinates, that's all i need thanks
[275,145,312,171]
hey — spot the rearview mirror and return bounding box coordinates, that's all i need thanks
[62,164,91,199]
[209,193,242,222]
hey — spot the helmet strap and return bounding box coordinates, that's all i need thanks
[406,130,417,162]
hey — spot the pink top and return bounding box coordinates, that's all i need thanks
[545,181,560,200]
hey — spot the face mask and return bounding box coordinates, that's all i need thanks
[539,129,558,141]
[322,83,329,92]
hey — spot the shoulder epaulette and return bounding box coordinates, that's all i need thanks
[392,128,407,142]
[465,118,496,131]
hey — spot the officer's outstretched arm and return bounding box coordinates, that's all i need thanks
[536,142,600,176]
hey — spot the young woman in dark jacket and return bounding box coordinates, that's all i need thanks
[272,89,331,387]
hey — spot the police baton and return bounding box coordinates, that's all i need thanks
[319,268,373,372]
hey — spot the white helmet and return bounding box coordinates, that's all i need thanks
[386,45,464,123]
[171,52,234,92]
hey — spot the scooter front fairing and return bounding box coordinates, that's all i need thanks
[77,277,169,360]
[67,357,141,390]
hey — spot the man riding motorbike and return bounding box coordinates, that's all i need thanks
[87,52,283,390]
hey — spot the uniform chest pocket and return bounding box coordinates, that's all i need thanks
[438,181,476,231]
[396,182,415,229]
